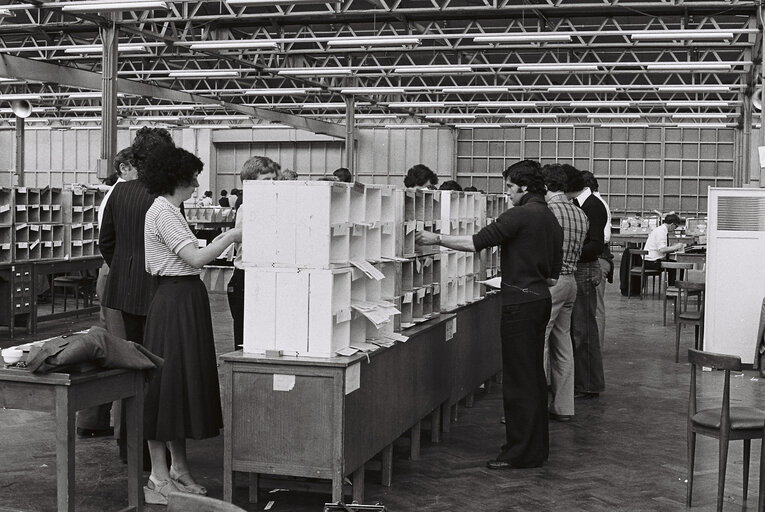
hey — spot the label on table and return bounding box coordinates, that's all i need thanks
[272,374,295,392]
[345,362,361,395]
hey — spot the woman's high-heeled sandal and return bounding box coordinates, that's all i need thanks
[143,475,182,505]
[169,466,207,495]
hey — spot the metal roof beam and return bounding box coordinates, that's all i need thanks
[0,54,347,138]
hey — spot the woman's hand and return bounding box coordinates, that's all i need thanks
[226,228,242,244]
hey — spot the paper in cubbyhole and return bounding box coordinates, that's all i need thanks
[15,205,25,211]
[381,222,394,235]
[335,307,352,323]
[415,258,421,272]
[17,187,26,194]
[29,224,39,231]
[403,291,413,303]
[15,224,26,231]
[0,205,8,213]
[332,223,349,236]
[423,257,433,268]
[404,221,416,234]
[416,287,426,299]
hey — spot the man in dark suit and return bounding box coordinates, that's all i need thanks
[562,165,607,399]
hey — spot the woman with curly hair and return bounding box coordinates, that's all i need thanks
[403,163,438,189]
[140,145,242,505]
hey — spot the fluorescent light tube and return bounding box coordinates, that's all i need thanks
[203,115,250,121]
[473,34,571,43]
[387,102,446,108]
[354,114,398,119]
[518,64,600,72]
[646,63,732,71]
[0,9,12,16]
[657,85,734,92]
[168,70,240,78]
[570,101,632,107]
[340,87,406,94]
[547,86,618,93]
[393,66,473,74]
[384,124,430,129]
[666,101,730,107]
[671,113,729,119]
[301,103,347,108]
[0,93,42,101]
[67,106,103,112]
[425,114,478,119]
[190,40,278,50]
[226,0,318,5]
[137,116,181,121]
[60,1,168,12]
[505,113,557,118]
[478,102,538,108]
[454,123,502,128]
[328,37,421,47]
[587,113,641,119]
[63,43,146,54]
[278,68,352,76]
[600,123,650,128]
[184,124,232,129]
[531,123,575,128]
[440,86,509,94]
[675,123,730,128]
[246,88,320,95]
[142,105,202,110]
[68,92,126,99]
[631,31,734,41]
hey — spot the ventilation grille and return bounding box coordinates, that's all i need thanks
[717,196,765,231]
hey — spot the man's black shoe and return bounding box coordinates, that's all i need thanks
[77,427,114,438]
[486,459,513,470]
[574,392,599,400]
[549,412,573,422]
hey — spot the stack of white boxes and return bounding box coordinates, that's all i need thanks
[240,180,401,357]
[439,191,489,311]
[399,188,441,328]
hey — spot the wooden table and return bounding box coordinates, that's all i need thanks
[0,367,144,512]
[220,313,455,505]
[31,256,103,334]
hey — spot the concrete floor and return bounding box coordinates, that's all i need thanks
[1,278,763,511]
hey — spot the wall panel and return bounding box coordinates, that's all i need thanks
[457,126,736,216]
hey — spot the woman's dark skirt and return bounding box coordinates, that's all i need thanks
[143,275,223,441]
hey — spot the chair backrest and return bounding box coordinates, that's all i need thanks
[676,280,706,314]
[167,492,247,512]
[688,348,741,371]
[686,269,705,283]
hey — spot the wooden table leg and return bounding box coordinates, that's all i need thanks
[125,376,144,512]
[410,422,421,461]
[430,407,441,443]
[441,403,451,433]
[248,473,259,503]
[222,363,234,503]
[55,387,75,512]
[381,444,393,487]
[331,475,344,503]
[352,464,365,504]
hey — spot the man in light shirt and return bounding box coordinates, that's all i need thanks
[643,214,685,285]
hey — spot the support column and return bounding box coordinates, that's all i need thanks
[99,15,118,180]
[741,94,751,188]
[344,95,355,178]
[14,118,23,187]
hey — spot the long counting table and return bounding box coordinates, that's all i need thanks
[221,292,503,505]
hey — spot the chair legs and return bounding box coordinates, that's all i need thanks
[718,437,729,512]
[687,430,696,507]
[744,439,751,502]
[676,322,682,364]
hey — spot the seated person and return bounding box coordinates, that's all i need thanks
[643,213,685,284]
[332,167,352,183]
[439,180,462,191]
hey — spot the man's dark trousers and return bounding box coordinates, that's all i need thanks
[498,297,552,467]
[573,260,605,394]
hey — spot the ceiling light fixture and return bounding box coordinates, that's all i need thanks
[327,37,421,47]
[340,87,406,94]
[473,34,572,43]
[387,102,446,108]
[245,88,320,95]
[478,102,538,108]
[671,113,730,119]
[570,101,632,107]
[657,85,735,92]
[666,101,730,107]
[586,113,641,119]
[278,68,352,76]
[63,43,147,54]
[168,70,241,78]
[454,123,503,128]
[517,64,600,72]
[384,124,431,129]
[646,63,732,71]
[59,0,168,12]
[189,40,279,50]
[0,93,42,101]
[440,86,509,94]
[424,114,478,119]
[203,115,250,121]
[504,113,557,118]
[393,65,473,74]
[547,86,618,93]
[226,0,318,5]
[631,31,734,41]
[675,123,731,128]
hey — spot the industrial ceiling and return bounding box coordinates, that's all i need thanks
[0,0,761,134]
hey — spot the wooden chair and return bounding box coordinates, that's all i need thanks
[51,269,98,314]
[167,492,246,512]
[675,280,705,363]
[687,348,765,511]
[661,261,697,326]
[627,249,661,300]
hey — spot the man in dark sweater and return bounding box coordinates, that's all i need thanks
[562,165,608,399]
[416,160,562,469]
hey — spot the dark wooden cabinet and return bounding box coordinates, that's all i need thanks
[0,263,32,337]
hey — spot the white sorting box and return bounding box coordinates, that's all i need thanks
[241,180,352,269]
[243,267,353,358]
